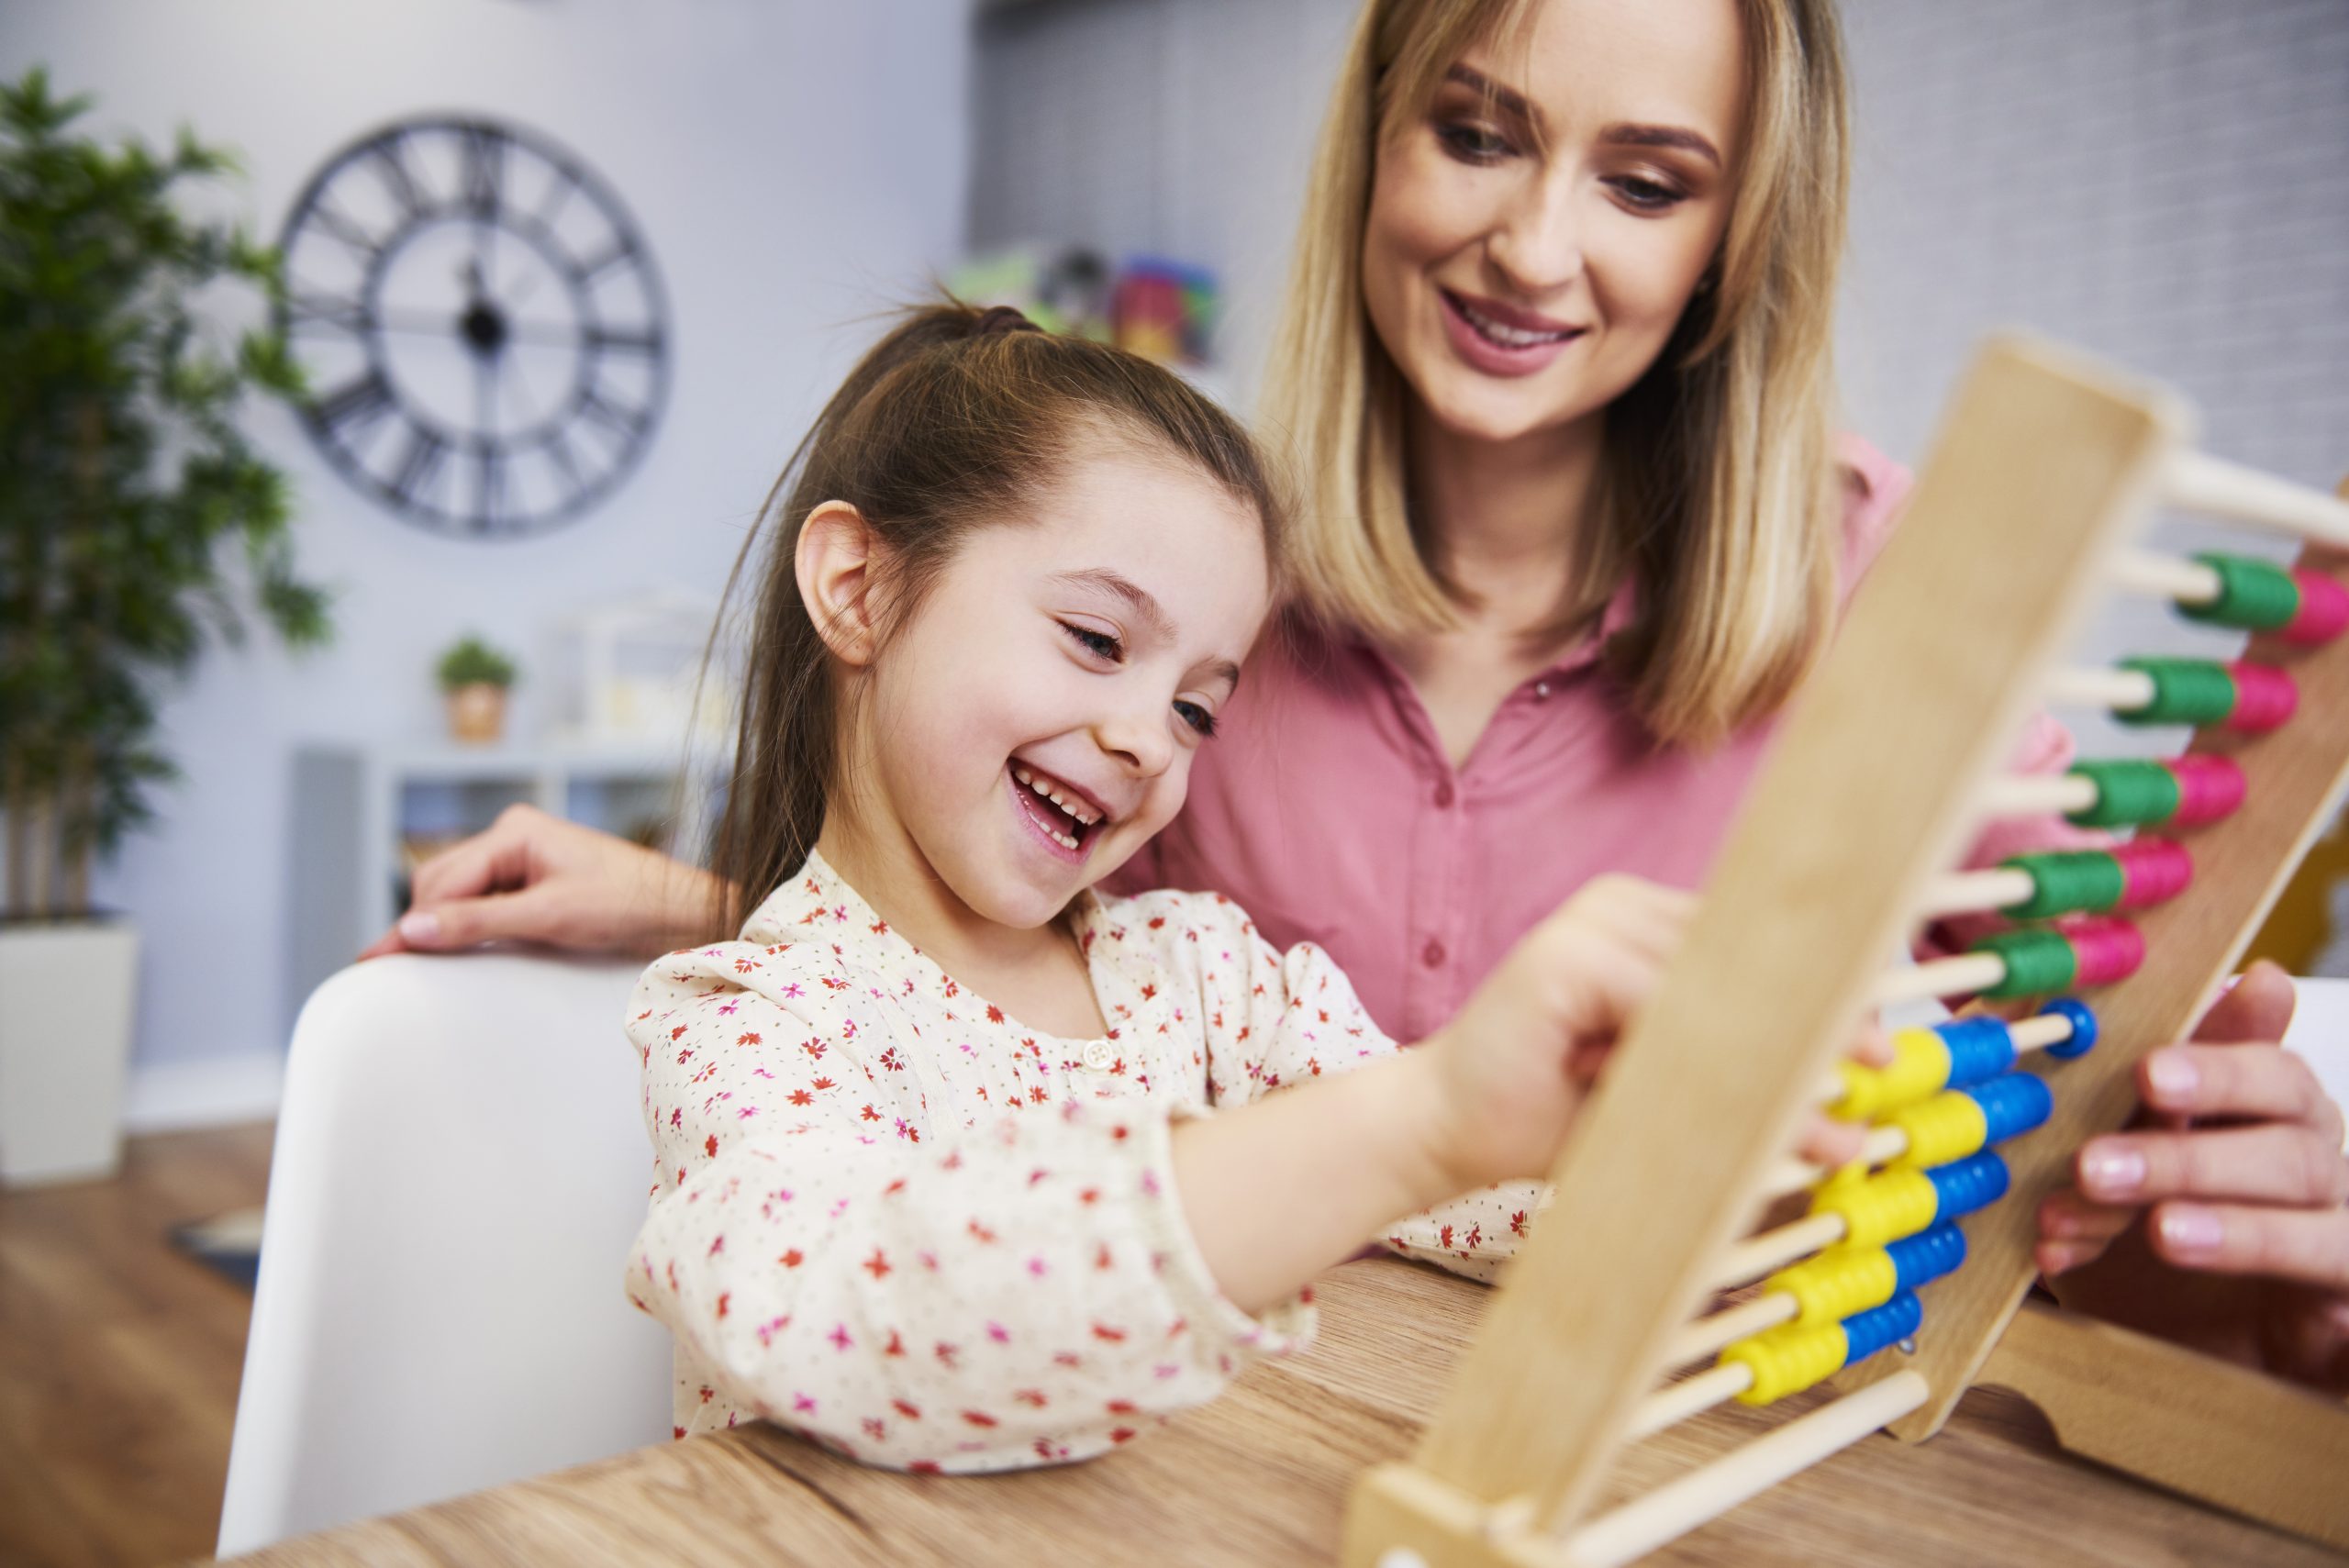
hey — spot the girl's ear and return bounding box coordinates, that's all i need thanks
[795,500,883,667]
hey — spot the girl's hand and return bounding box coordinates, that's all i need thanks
[357,803,728,961]
[1418,876,1697,1193]
[2040,962,2349,1392]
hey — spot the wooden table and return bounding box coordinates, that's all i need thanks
[225,1257,2343,1567]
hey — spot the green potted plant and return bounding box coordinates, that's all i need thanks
[437,635,519,744]
[0,70,328,1184]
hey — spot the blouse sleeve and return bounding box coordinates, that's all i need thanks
[622,937,1311,1473]
[1155,891,1545,1284]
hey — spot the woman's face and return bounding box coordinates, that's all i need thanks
[1361,0,1747,449]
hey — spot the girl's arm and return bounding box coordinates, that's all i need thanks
[1167,877,1695,1312]
[626,940,1309,1473]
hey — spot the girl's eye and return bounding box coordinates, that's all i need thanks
[1060,621,1124,662]
[1435,120,1513,164]
[1173,700,1218,740]
[1609,173,1686,213]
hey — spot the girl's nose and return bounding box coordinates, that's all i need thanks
[1485,170,1585,296]
[1095,704,1174,781]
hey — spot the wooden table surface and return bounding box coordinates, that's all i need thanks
[226,1256,2343,1567]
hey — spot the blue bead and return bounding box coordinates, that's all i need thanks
[1925,1151,2010,1219]
[1935,1016,2019,1086]
[1965,1073,2054,1144]
[1840,1291,1924,1366]
[2039,997,2099,1060]
[1886,1223,1968,1293]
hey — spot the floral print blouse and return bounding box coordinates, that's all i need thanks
[623,851,1531,1473]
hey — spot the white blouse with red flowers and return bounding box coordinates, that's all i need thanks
[623,851,1533,1473]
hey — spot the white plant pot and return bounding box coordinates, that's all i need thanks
[0,918,140,1185]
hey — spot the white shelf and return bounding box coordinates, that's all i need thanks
[284,740,721,1039]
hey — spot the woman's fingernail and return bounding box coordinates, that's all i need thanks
[2145,1052,2199,1103]
[2157,1204,2224,1257]
[2080,1146,2146,1196]
[398,911,442,945]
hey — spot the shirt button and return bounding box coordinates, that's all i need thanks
[1082,1041,1113,1071]
[1532,680,1553,701]
[1432,781,1455,809]
[1421,939,1446,969]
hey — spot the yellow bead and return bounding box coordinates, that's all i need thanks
[1723,1320,1848,1406]
[1765,1246,1898,1327]
[1829,1028,1951,1121]
[1887,1090,1990,1170]
[1811,1165,1939,1250]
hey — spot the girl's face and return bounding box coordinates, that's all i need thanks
[846,445,1272,932]
[1361,0,1746,449]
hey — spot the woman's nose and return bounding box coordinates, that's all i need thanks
[1485,171,1585,295]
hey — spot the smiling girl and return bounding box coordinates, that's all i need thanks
[625,302,1725,1471]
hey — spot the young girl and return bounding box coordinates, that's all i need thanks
[622,302,1714,1471]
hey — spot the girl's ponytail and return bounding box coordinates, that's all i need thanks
[699,300,1284,937]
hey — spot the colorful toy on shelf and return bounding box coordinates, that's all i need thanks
[1342,337,2349,1567]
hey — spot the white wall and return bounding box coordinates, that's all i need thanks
[0,0,972,1118]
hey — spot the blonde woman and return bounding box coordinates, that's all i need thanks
[375,0,2349,1386]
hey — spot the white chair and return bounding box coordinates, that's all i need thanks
[216,951,673,1554]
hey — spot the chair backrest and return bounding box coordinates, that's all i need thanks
[217,951,672,1554]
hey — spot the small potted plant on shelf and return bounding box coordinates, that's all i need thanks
[438,635,519,744]
[0,71,327,1184]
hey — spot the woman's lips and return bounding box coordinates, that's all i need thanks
[1438,288,1586,378]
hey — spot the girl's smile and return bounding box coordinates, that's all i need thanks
[1008,760,1109,862]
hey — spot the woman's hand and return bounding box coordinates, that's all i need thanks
[2040,962,2349,1391]
[357,803,729,961]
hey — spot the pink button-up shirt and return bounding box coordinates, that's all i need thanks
[1112,435,2084,1043]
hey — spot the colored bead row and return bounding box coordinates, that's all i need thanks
[1971,915,2144,998]
[2065,756,2244,828]
[1999,839,2193,919]
[1809,1151,2010,1251]
[2178,552,2349,644]
[1829,1003,2097,1122]
[2115,657,2297,731]
[1723,1291,1924,1407]
[1762,1225,1969,1329]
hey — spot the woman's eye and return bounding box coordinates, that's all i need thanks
[1060,621,1124,662]
[1173,699,1219,739]
[1435,120,1513,163]
[1609,174,1685,212]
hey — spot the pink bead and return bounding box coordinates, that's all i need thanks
[2165,755,2246,825]
[2112,838,2193,908]
[2224,662,2298,732]
[2059,915,2146,987]
[2283,569,2349,645]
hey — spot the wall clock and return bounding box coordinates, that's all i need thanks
[277,116,670,538]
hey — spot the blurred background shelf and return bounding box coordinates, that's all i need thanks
[285,743,713,1038]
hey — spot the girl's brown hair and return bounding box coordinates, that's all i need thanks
[705,300,1286,934]
[1262,0,1852,747]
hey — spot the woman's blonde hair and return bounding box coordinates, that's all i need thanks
[1259,0,1852,747]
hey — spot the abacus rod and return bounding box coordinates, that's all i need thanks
[2045,665,2158,714]
[1709,1213,1845,1292]
[1794,1011,2075,1166]
[1625,1362,1753,1441]
[2164,448,2349,549]
[1556,1372,1931,1564]
[1913,865,2037,920]
[2111,547,2221,606]
[1872,953,2006,1007]
[1975,771,2098,819]
[1663,1293,1798,1370]
[1757,1125,1908,1201]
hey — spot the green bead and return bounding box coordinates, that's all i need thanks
[2067,760,2179,827]
[2182,553,2300,632]
[2117,658,2237,727]
[2004,850,2126,918]
[1974,928,2077,998]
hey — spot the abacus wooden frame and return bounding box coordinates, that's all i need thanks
[1341,336,2349,1566]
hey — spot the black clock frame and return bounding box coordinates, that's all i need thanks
[277,114,671,539]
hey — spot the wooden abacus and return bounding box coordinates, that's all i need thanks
[1342,337,2349,1567]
